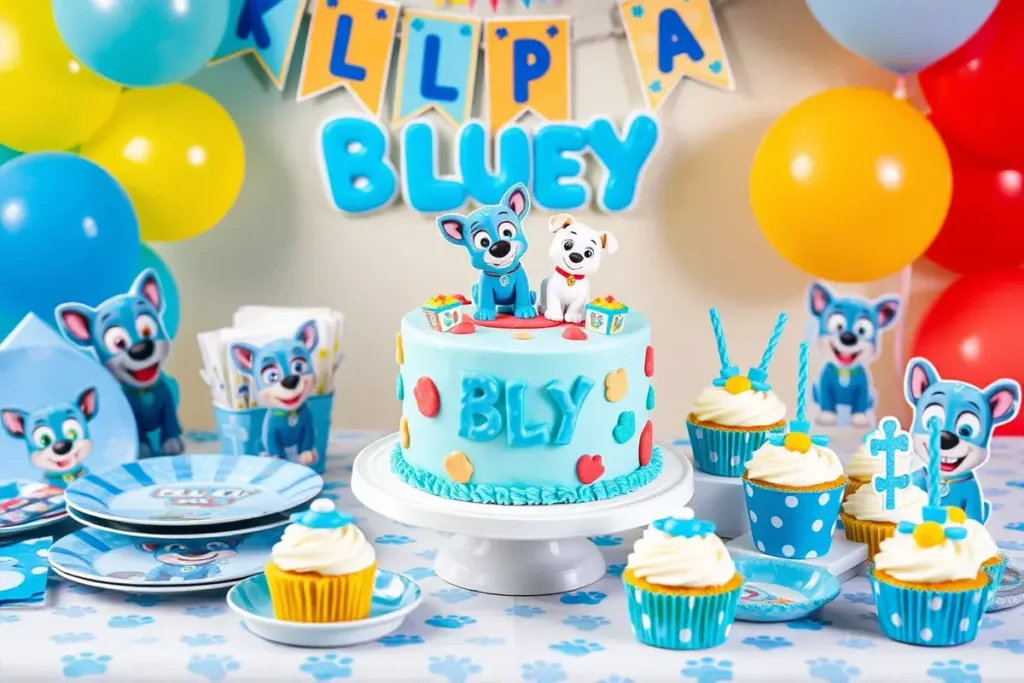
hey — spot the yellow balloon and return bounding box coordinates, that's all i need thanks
[0,0,121,152]
[750,88,952,283]
[80,85,245,243]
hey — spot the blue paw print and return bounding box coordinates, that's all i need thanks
[709,60,723,74]
[404,566,436,580]
[789,617,833,631]
[560,591,606,605]
[495,27,508,40]
[588,535,623,547]
[418,549,439,560]
[411,18,425,31]
[188,654,241,682]
[0,614,18,623]
[375,8,388,20]
[379,634,424,648]
[807,658,860,683]
[681,657,733,683]
[548,639,604,657]
[837,638,876,650]
[108,615,154,629]
[562,615,610,632]
[56,606,97,618]
[630,5,644,18]
[522,661,567,683]
[184,430,219,443]
[649,81,663,94]
[459,24,472,37]
[51,633,95,644]
[186,605,227,619]
[126,594,164,607]
[981,617,1004,630]
[992,502,1005,512]
[742,635,792,651]
[428,656,481,683]
[926,660,981,683]
[432,588,476,604]
[426,614,477,629]
[998,540,1024,551]
[842,592,875,606]
[546,25,559,38]
[376,534,414,545]
[181,634,227,647]
[607,563,626,577]
[506,605,545,618]
[466,637,505,646]
[300,654,354,681]
[62,653,112,678]
[993,639,1024,654]
[1004,522,1024,532]
[67,584,102,596]
[599,678,635,683]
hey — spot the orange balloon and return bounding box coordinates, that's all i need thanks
[750,88,952,282]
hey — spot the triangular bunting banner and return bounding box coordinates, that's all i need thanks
[210,0,307,90]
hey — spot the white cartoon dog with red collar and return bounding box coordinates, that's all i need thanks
[538,214,619,324]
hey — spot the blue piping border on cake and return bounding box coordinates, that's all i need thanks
[390,443,664,505]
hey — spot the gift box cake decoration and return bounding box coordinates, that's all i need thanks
[585,296,629,335]
[422,295,467,333]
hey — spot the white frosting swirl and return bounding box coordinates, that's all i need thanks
[874,531,982,583]
[745,442,844,488]
[846,440,917,481]
[960,519,1000,566]
[841,483,927,524]
[690,385,786,428]
[626,526,736,588]
[271,523,376,576]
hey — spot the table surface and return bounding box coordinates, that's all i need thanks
[3,430,1023,682]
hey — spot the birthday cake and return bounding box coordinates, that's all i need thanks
[391,184,659,505]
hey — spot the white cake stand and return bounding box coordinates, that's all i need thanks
[351,434,693,596]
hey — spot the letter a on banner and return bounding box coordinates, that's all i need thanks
[393,11,482,128]
[485,17,571,132]
[618,0,734,110]
[298,0,400,115]
[211,0,307,89]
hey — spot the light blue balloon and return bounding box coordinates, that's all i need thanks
[137,244,180,339]
[51,0,231,87]
[0,145,18,168]
[806,0,999,74]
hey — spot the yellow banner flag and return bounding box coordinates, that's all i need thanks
[484,17,571,132]
[297,0,400,116]
[618,0,734,109]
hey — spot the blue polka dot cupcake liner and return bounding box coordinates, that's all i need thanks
[869,567,992,647]
[686,420,776,478]
[742,475,845,560]
[623,576,741,650]
[983,553,1008,609]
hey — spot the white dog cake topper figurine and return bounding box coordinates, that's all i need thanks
[538,214,619,324]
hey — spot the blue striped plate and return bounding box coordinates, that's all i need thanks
[64,455,323,526]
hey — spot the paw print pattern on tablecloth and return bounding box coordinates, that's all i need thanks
[428,655,482,683]
[185,605,227,619]
[548,639,604,657]
[742,635,792,651]
[126,594,164,607]
[51,633,96,644]
[680,657,733,683]
[807,658,859,683]
[926,660,982,683]
[560,591,606,605]
[788,617,833,631]
[108,614,154,629]
[403,566,436,580]
[837,638,876,650]
[181,634,227,647]
[993,639,1024,653]
[62,653,112,678]
[188,655,241,682]
[506,605,545,618]
[842,592,875,606]
[376,534,414,545]
[378,634,424,648]
[521,661,567,683]
[562,615,611,631]
[425,614,477,629]
[432,588,476,604]
[55,606,97,618]
[300,654,354,681]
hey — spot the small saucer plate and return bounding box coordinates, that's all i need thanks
[51,564,239,594]
[734,556,841,622]
[990,564,1024,613]
[228,569,422,647]
[65,505,292,540]
[65,455,322,526]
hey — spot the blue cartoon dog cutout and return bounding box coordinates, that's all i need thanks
[55,269,182,458]
[229,321,320,466]
[808,282,900,427]
[904,357,1021,524]
[1,387,98,487]
[437,183,538,321]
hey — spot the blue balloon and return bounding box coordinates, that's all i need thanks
[806,0,999,74]
[137,244,180,339]
[0,145,18,168]
[51,0,231,87]
[0,153,140,322]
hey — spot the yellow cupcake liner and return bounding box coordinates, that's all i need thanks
[266,561,376,623]
[840,512,895,560]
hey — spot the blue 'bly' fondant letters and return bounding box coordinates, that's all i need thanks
[459,373,594,446]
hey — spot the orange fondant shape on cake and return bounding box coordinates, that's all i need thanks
[400,416,410,448]
[445,451,474,483]
[639,420,653,466]
[414,378,440,417]
[576,454,605,485]
[605,368,628,402]
[513,331,533,340]
[396,333,404,365]
[645,346,654,377]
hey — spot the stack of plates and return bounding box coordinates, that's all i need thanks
[52,454,323,594]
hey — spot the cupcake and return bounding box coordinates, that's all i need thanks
[623,510,742,650]
[844,429,918,500]
[840,482,927,560]
[870,518,993,646]
[265,499,377,623]
[950,509,1007,608]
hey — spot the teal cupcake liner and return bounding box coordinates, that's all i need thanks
[623,577,741,650]
[869,568,992,647]
[686,420,773,478]
[983,553,1009,609]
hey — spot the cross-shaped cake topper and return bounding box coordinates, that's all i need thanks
[894,417,968,547]
[653,516,717,538]
[710,310,788,395]
[768,342,830,453]
[869,416,913,511]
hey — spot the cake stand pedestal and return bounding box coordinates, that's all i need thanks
[351,435,694,596]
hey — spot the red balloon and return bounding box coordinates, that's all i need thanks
[925,127,1024,274]
[911,269,1024,435]
[920,1,1024,167]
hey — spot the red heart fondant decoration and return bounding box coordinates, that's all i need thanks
[639,421,653,466]
[414,377,440,418]
[563,326,588,341]
[576,454,605,485]
[645,346,654,377]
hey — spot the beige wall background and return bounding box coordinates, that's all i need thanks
[160,0,956,433]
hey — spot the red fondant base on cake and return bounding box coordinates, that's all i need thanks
[469,314,584,330]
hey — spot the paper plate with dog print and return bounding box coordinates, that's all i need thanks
[63,454,323,526]
[0,340,138,497]
[49,527,279,587]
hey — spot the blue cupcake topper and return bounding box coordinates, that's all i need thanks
[868,416,912,511]
[895,418,968,544]
[768,342,830,453]
[289,499,354,529]
[653,515,716,539]
[710,310,788,394]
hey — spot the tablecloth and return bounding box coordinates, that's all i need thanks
[2,430,1023,682]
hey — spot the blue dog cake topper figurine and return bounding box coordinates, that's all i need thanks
[1,387,98,487]
[436,183,538,321]
[229,321,320,466]
[904,356,1021,524]
[808,282,901,428]
[868,416,913,511]
[55,269,182,458]
[710,309,788,395]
